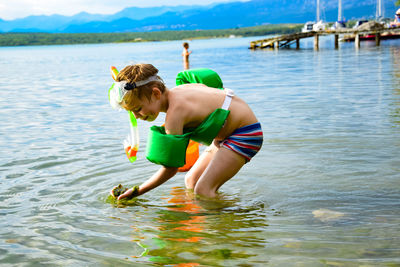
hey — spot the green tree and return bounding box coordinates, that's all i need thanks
[396,0,400,6]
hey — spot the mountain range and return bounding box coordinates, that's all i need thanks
[0,0,398,33]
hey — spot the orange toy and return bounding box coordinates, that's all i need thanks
[178,140,199,172]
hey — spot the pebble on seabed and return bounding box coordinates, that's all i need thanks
[312,208,345,222]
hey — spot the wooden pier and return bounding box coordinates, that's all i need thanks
[250,27,400,50]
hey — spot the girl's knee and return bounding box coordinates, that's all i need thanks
[184,172,197,189]
[193,183,217,198]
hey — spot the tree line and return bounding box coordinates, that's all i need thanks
[0,24,302,47]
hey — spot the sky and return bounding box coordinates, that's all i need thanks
[0,0,241,20]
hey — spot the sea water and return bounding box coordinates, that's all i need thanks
[0,36,399,266]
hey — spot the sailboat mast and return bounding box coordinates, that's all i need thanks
[338,0,342,21]
[316,0,320,22]
[376,0,382,19]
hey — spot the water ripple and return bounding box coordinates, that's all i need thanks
[1,38,400,265]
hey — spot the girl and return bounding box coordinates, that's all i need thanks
[110,63,263,199]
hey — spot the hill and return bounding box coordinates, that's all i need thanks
[0,0,398,33]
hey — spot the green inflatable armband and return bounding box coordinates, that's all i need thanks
[146,126,191,167]
[146,68,228,167]
[188,108,230,145]
[146,109,229,167]
[176,68,223,89]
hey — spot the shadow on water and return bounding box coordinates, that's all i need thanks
[110,187,269,266]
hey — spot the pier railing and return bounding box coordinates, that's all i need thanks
[249,27,400,50]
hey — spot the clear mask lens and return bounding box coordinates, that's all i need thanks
[109,82,128,110]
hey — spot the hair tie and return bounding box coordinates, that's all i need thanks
[124,82,136,90]
[109,75,161,110]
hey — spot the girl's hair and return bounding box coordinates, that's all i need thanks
[183,42,189,48]
[116,63,165,110]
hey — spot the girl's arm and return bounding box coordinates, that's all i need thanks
[117,102,186,200]
[118,166,178,200]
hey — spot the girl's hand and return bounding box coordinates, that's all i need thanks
[118,186,140,200]
[109,185,139,200]
[110,184,127,198]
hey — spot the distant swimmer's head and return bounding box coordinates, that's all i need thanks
[113,63,166,112]
[183,42,189,49]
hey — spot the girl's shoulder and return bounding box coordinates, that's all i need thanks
[172,83,209,91]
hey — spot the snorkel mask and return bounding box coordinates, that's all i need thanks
[109,66,158,163]
[108,75,160,111]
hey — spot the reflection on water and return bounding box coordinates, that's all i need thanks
[126,187,268,266]
[390,47,400,125]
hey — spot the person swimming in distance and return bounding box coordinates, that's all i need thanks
[182,42,192,70]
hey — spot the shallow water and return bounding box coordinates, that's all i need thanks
[1,36,400,266]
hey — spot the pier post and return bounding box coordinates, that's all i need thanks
[296,38,300,49]
[274,41,279,50]
[314,34,319,50]
[375,32,381,46]
[355,34,360,48]
[334,34,339,49]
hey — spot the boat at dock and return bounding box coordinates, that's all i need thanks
[302,22,315,33]
[342,30,400,42]
[341,15,400,42]
[389,8,400,27]
[301,0,328,33]
[341,7,400,42]
[250,1,400,50]
[331,0,347,30]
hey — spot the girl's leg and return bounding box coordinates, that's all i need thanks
[185,144,217,189]
[193,147,246,198]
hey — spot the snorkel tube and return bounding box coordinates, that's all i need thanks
[110,66,119,81]
[108,66,139,163]
[124,111,139,162]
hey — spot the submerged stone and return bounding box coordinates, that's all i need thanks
[312,208,345,222]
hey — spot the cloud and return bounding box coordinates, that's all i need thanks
[0,0,132,20]
[0,0,238,20]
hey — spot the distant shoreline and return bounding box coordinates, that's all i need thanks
[0,24,302,47]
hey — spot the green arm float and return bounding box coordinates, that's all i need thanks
[176,68,224,89]
[146,68,228,167]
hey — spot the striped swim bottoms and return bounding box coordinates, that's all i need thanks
[221,122,263,162]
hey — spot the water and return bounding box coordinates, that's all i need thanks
[1,36,400,266]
